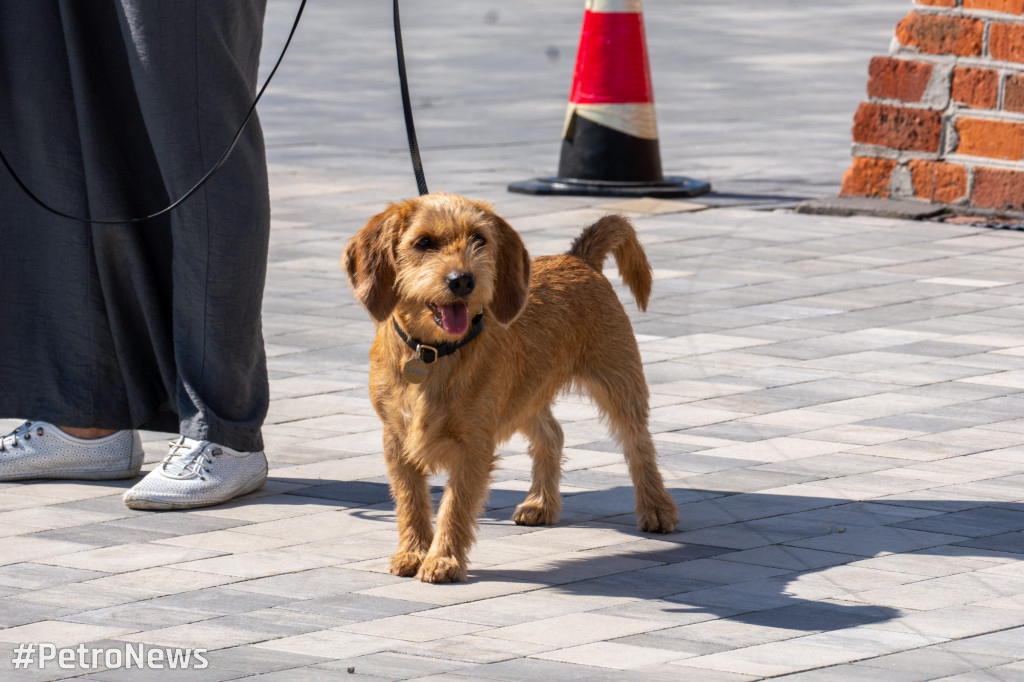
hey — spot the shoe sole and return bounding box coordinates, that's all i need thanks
[122,471,268,511]
[0,462,143,482]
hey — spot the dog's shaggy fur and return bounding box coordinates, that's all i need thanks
[343,193,678,583]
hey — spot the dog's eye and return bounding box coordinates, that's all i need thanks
[471,234,486,247]
[414,236,436,251]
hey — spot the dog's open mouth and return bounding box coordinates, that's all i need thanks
[427,301,470,335]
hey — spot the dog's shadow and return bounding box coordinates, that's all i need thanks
[470,485,1024,632]
[263,478,1024,632]
[260,477,1024,632]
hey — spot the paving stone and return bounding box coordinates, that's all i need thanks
[398,633,556,665]
[788,527,968,557]
[6,582,158,617]
[235,667,375,681]
[872,607,1024,650]
[66,602,219,631]
[532,641,688,668]
[445,656,630,681]
[317,652,473,679]
[27,523,183,548]
[143,587,293,617]
[0,599,71,628]
[859,648,1014,679]
[478,612,669,647]
[280,593,432,622]
[0,563,106,591]
[933,627,1024,658]
[203,645,333,674]
[770,664,929,682]
[954,532,1024,556]
[893,507,1024,538]
[425,591,628,628]
[79,663,249,682]
[0,620,133,646]
[251,629,390,660]
[340,614,488,643]
[39,542,225,573]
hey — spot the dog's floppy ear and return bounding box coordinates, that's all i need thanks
[486,212,531,325]
[343,204,406,322]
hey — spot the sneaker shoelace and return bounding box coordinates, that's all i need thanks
[0,421,44,452]
[161,437,223,481]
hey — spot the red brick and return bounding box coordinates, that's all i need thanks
[955,117,1024,159]
[964,0,1024,12]
[895,13,984,56]
[951,67,999,108]
[1005,74,1024,112]
[973,167,1024,209]
[852,103,944,152]
[990,23,1024,62]
[867,57,934,102]
[840,157,897,198]
[909,160,968,202]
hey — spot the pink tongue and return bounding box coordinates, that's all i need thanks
[441,304,469,335]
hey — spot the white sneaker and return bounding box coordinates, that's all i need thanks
[0,421,143,481]
[122,436,267,510]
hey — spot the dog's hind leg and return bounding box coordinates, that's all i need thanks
[581,359,678,534]
[513,405,565,526]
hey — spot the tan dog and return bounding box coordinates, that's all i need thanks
[343,193,678,583]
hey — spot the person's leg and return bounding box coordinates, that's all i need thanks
[62,428,117,439]
[0,1,270,500]
[92,0,272,453]
[119,0,271,509]
[0,2,162,482]
[0,1,175,432]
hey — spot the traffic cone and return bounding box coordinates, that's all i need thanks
[509,0,709,198]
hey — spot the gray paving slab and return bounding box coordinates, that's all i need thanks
[202,645,333,675]
[280,593,433,622]
[317,652,473,680]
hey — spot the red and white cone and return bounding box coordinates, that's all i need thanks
[509,0,709,198]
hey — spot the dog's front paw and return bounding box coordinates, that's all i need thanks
[416,555,467,583]
[512,501,559,526]
[390,551,425,577]
[637,502,678,534]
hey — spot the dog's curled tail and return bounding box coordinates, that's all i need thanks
[568,214,653,311]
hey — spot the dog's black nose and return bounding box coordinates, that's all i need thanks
[446,272,475,298]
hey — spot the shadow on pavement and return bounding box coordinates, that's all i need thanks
[232,477,1024,633]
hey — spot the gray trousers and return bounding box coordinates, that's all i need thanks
[0,1,271,452]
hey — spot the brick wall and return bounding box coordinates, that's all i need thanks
[841,0,1024,211]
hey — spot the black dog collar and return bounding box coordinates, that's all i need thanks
[392,313,485,364]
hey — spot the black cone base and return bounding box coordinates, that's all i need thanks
[508,175,710,198]
[509,112,710,198]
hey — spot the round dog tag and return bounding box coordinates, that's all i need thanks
[403,357,430,384]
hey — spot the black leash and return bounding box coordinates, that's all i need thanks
[0,0,308,225]
[393,0,428,196]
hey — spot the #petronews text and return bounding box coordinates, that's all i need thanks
[11,642,208,670]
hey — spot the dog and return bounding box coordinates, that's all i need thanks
[343,193,678,583]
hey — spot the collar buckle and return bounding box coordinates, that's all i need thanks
[416,344,438,364]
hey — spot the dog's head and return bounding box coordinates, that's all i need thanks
[343,193,531,341]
